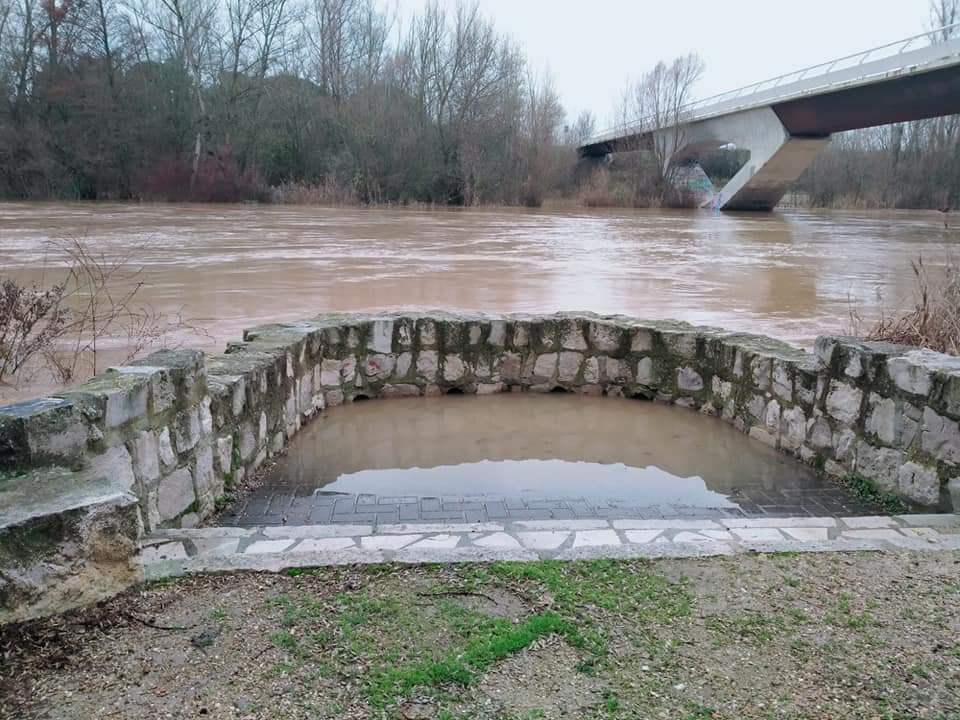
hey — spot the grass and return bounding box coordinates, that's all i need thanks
[841,472,907,513]
[9,555,959,720]
[259,559,694,712]
[365,611,576,707]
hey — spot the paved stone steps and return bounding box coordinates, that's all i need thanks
[142,514,960,579]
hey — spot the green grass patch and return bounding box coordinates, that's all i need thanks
[840,472,906,513]
[366,611,576,707]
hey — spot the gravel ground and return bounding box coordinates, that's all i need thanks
[3,551,959,720]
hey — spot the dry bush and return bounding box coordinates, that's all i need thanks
[0,280,68,387]
[850,255,960,355]
[270,179,360,205]
[0,238,208,390]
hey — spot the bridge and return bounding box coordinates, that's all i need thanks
[579,25,960,211]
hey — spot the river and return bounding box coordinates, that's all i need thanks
[0,201,954,402]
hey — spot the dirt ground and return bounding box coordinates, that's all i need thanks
[3,551,959,720]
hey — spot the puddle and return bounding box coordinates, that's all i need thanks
[262,394,829,508]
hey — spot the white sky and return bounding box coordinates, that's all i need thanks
[395,0,935,128]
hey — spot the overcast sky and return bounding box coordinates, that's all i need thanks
[395,0,937,128]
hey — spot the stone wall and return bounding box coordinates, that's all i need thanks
[2,311,959,622]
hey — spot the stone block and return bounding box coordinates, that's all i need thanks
[340,356,357,384]
[215,435,233,474]
[887,350,937,397]
[603,357,632,384]
[418,319,438,347]
[173,407,202,454]
[712,376,733,401]
[855,441,903,493]
[158,427,176,467]
[582,357,600,384]
[510,322,530,347]
[416,351,440,381]
[921,407,960,465]
[636,357,655,386]
[559,320,587,350]
[320,358,341,387]
[829,431,855,466]
[677,367,704,393]
[380,384,420,398]
[193,444,217,510]
[0,489,141,624]
[468,324,483,345]
[488,321,506,347]
[558,352,582,382]
[239,420,258,462]
[631,328,653,352]
[751,357,772,391]
[866,393,899,446]
[782,406,806,451]
[368,320,394,353]
[394,352,413,380]
[157,467,195,522]
[773,361,793,400]
[588,322,622,353]
[533,353,558,380]
[443,355,466,382]
[130,430,161,483]
[749,426,777,448]
[826,381,863,425]
[949,477,960,511]
[763,399,781,431]
[501,352,523,383]
[747,394,766,421]
[0,398,87,469]
[807,416,833,450]
[664,332,698,360]
[61,372,151,429]
[364,354,395,382]
[897,462,940,506]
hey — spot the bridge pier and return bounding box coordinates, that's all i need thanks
[658,107,831,212]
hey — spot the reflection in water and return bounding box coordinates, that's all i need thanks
[268,394,827,507]
[0,202,952,402]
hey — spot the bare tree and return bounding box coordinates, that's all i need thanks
[630,53,705,193]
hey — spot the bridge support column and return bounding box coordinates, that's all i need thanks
[658,107,831,211]
[719,134,831,211]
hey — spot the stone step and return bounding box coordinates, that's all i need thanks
[0,462,141,625]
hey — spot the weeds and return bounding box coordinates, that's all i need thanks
[849,254,960,355]
[0,237,208,391]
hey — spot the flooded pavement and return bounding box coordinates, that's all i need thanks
[224,395,883,526]
[0,201,954,402]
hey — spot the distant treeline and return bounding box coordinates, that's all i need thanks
[1,0,957,209]
[793,119,960,211]
[0,0,588,205]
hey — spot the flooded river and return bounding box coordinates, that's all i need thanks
[0,201,954,401]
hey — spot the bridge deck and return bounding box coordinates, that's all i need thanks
[581,26,960,157]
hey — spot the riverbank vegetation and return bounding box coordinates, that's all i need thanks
[0,0,577,206]
[851,254,960,356]
[0,239,196,391]
[0,0,956,210]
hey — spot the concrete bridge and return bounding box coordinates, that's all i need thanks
[579,25,960,211]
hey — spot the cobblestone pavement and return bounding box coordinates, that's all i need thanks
[143,514,960,579]
[222,485,887,528]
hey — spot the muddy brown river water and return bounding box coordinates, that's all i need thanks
[0,201,955,402]
[226,394,884,525]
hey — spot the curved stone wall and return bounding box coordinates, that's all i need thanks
[2,311,960,621]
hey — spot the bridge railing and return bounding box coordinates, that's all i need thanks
[586,22,960,147]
